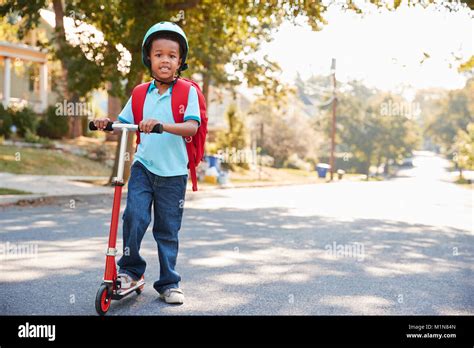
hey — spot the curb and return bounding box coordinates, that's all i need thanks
[0,177,368,208]
[0,180,322,207]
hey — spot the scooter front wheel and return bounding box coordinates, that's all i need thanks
[95,284,112,315]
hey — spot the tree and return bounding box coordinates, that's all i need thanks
[3,0,459,182]
[424,78,474,154]
[370,93,420,171]
[215,104,248,170]
[0,0,117,138]
[247,92,321,168]
[311,79,420,179]
[453,123,474,179]
[62,0,332,181]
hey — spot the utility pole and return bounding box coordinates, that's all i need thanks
[330,58,337,181]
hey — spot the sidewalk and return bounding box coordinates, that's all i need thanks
[0,172,338,206]
[0,173,113,206]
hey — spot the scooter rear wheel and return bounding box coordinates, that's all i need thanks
[95,284,112,315]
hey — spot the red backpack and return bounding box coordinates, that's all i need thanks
[131,78,208,191]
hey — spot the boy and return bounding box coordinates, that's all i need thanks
[93,22,200,304]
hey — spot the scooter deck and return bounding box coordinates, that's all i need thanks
[112,280,145,300]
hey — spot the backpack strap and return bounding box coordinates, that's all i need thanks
[171,79,198,191]
[131,79,199,191]
[131,82,152,146]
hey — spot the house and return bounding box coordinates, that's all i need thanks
[0,41,50,113]
[0,9,116,118]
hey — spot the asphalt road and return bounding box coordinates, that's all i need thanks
[1,151,472,315]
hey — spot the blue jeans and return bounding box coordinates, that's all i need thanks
[117,160,187,294]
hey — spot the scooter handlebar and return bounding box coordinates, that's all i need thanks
[88,121,163,134]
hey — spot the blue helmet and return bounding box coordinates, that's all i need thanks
[142,21,189,72]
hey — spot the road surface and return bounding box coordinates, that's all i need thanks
[1,151,472,315]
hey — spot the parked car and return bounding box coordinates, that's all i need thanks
[400,157,414,168]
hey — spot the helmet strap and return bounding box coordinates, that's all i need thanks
[150,71,179,87]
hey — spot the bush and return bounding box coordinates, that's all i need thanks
[0,104,13,138]
[10,107,37,137]
[283,153,311,171]
[37,106,69,139]
[24,130,53,147]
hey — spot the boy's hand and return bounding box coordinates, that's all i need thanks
[93,118,111,130]
[139,119,161,134]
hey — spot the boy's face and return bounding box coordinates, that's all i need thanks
[148,38,182,82]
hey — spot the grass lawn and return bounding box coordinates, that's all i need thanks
[0,187,32,195]
[455,177,474,190]
[228,166,321,184]
[0,145,111,176]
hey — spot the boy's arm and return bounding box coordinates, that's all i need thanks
[163,120,199,137]
[140,119,198,137]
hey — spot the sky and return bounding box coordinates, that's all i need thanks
[256,1,473,95]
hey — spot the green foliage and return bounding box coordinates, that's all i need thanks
[9,106,37,137]
[1,105,42,139]
[0,0,47,39]
[424,78,474,154]
[309,79,421,177]
[0,104,13,138]
[0,0,340,104]
[454,122,474,171]
[37,106,69,139]
[458,55,474,73]
[23,129,53,146]
[216,104,249,170]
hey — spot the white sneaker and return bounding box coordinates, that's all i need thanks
[159,288,184,304]
[117,273,142,292]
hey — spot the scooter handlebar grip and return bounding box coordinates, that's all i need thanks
[151,123,163,134]
[136,124,163,134]
[88,121,97,131]
[89,121,114,131]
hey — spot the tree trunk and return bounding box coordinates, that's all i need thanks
[52,0,74,138]
[66,94,83,138]
[375,155,382,178]
[384,160,390,176]
[106,82,121,142]
[202,70,210,106]
[365,156,371,181]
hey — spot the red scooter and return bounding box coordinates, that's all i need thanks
[89,120,162,315]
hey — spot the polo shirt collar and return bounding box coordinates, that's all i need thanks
[147,81,172,97]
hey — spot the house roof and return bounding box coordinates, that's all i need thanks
[0,41,47,63]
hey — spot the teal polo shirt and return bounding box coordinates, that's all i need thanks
[118,81,201,177]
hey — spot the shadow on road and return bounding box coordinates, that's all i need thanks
[1,197,472,315]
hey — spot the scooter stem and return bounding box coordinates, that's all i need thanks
[103,127,130,283]
[115,128,130,184]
